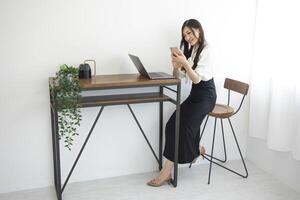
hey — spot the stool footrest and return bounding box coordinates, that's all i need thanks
[203,155,248,179]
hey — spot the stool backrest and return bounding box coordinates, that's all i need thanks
[224,78,249,115]
[224,78,249,95]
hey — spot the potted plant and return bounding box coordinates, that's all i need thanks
[50,64,82,150]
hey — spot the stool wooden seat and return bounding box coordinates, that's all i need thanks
[209,104,234,118]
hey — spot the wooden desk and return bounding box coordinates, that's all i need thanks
[49,74,181,200]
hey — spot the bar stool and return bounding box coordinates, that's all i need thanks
[190,78,249,184]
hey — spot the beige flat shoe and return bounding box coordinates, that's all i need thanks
[189,146,206,168]
[147,174,172,187]
[200,145,206,159]
[193,145,206,161]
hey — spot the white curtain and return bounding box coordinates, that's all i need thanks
[249,0,300,160]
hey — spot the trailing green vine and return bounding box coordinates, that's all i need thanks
[50,64,82,150]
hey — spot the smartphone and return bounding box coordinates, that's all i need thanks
[170,47,182,56]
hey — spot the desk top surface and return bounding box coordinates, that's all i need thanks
[49,73,180,90]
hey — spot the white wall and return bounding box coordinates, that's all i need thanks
[0,0,256,194]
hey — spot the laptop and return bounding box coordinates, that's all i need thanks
[128,54,175,79]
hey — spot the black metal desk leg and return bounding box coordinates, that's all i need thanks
[159,86,163,170]
[52,109,62,200]
[50,106,58,189]
[173,83,181,187]
[55,110,62,200]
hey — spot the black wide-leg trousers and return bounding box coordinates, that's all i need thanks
[163,79,216,164]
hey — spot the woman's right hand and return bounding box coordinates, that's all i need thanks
[171,54,182,70]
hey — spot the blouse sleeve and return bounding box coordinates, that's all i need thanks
[194,45,213,81]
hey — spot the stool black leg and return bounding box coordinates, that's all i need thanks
[228,118,248,178]
[199,115,209,142]
[208,117,217,184]
[220,119,227,163]
[201,117,227,164]
[201,118,248,179]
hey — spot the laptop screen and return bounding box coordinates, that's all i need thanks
[128,54,150,78]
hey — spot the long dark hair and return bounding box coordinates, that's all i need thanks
[180,19,206,70]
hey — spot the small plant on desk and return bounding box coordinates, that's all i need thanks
[50,64,82,150]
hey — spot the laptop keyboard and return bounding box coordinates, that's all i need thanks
[149,72,163,77]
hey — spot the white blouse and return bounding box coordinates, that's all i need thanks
[180,44,213,83]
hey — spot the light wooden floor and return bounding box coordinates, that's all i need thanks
[1,160,299,200]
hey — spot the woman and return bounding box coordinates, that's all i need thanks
[147,19,217,187]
